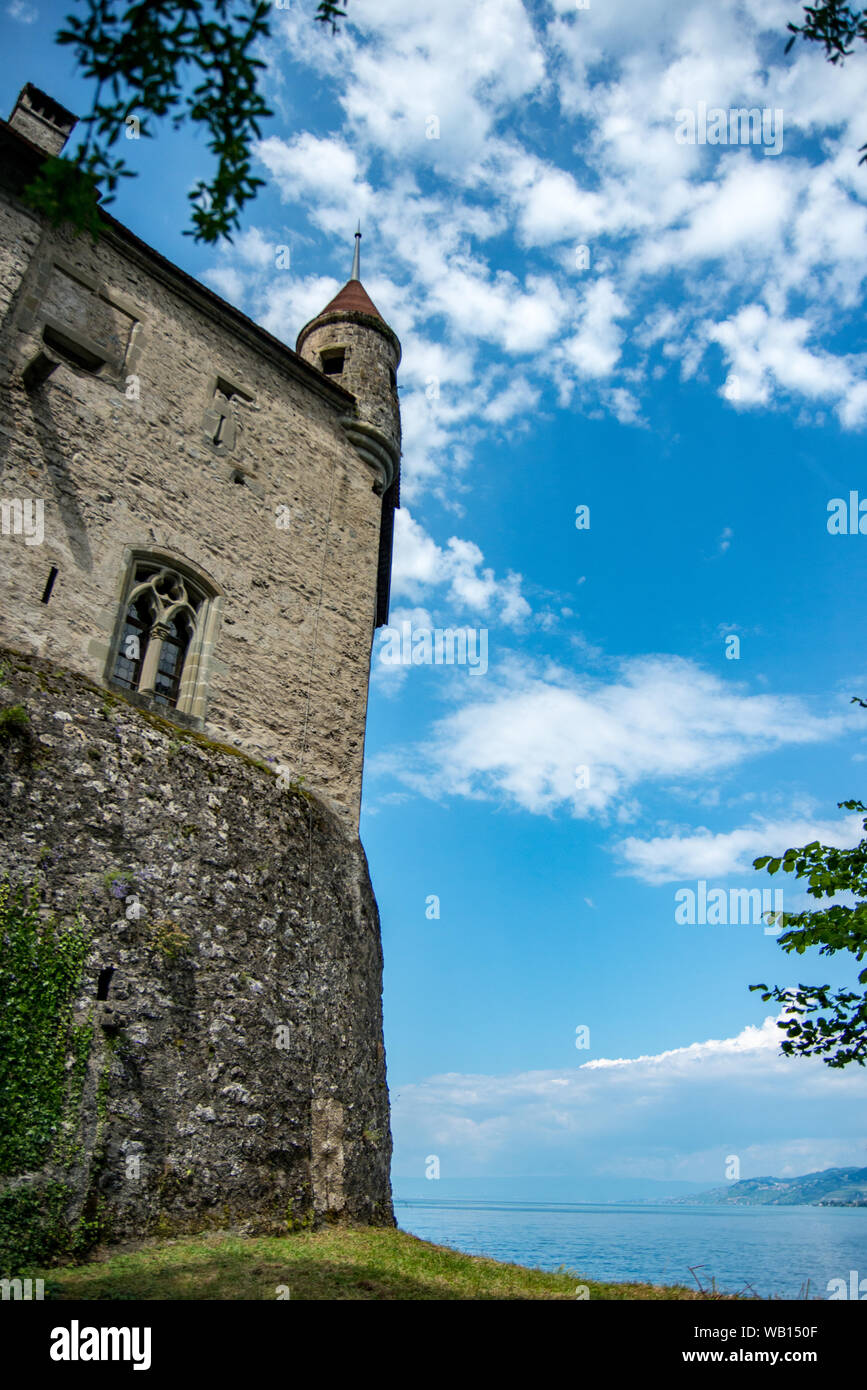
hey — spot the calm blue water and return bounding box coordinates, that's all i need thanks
[395,1198,867,1299]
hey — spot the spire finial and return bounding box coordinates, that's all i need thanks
[351,222,361,281]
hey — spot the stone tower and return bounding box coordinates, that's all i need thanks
[296,229,402,629]
[0,85,397,1264]
[297,228,401,501]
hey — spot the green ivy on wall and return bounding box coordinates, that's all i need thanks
[0,879,93,1176]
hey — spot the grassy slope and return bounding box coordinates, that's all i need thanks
[32,1226,734,1300]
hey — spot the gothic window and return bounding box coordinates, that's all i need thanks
[109,560,219,720]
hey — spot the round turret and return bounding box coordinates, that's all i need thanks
[296,230,401,494]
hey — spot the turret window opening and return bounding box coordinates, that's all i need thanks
[321,347,345,376]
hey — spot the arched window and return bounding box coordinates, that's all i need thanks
[113,591,154,693]
[109,558,221,722]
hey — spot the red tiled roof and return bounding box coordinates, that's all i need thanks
[317,279,384,321]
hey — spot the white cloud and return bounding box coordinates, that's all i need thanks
[256,275,342,342]
[392,1014,867,1180]
[331,0,546,163]
[615,812,865,884]
[507,155,606,247]
[392,508,531,626]
[377,656,842,816]
[205,0,867,548]
[583,1014,783,1068]
[203,266,246,304]
[561,279,628,381]
[423,266,566,355]
[257,133,372,223]
[606,386,644,425]
[707,304,857,412]
[482,377,540,424]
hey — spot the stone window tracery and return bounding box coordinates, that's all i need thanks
[110,560,219,719]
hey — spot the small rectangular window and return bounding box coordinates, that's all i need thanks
[321,348,345,376]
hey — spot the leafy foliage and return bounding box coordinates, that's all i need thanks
[315,0,349,30]
[0,1181,97,1271]
[751,796,867,1067]
[787,2,867,61]
[0,880,93,1174]
[786,3,867,162]
[25,0,351,244]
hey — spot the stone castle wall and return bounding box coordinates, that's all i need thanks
[0,149,387,823]
[0,648,394,1251]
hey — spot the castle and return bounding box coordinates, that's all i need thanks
[0,84,397,1259]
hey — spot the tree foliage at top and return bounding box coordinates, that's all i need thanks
[786,3,867,162]
[787,1,867,61]
[24,0,350,244]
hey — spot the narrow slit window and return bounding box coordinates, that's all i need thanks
[40,566,58,604]
[96,966,115,1001]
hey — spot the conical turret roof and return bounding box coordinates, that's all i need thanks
[316,277,385,322]
[296,226,399,356]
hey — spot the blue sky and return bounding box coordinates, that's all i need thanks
[5,0,867,1194]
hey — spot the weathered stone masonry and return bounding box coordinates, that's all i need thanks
[0,85,399,1251]
[0,90,402,826]
[0,649,393,1239]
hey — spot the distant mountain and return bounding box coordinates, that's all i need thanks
[666,1166,867,1207]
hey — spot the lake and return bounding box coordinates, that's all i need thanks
[393,1196,867,1299]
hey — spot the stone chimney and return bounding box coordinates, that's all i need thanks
[8,83,77,156]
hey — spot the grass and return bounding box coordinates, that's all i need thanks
[30,1225,735,1301]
